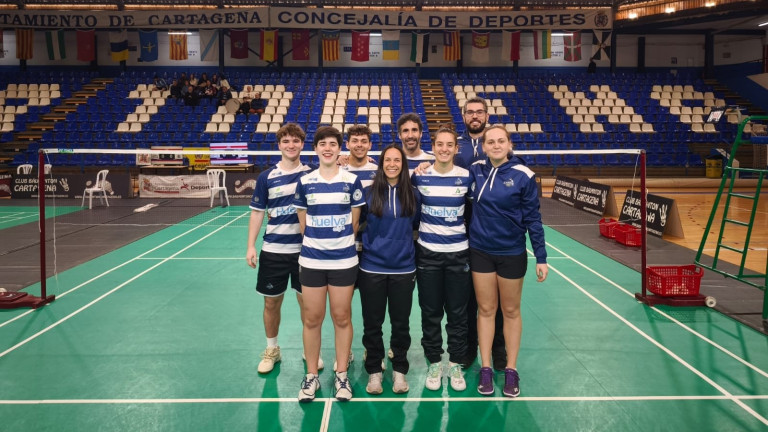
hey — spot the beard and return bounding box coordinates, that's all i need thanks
[467,121,486,135]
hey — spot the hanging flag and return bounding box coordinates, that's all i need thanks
[592,30,612,61]
[45,29,66,60]
[0,31,4,59]
[502,30,521,61]
[169,33,188,60]
[76,29,95,62]
[351,30,370,62]
[471,31,490,63]
[443,31,461,62]
[321,30,340,62]
[199,29,219,62]
[410,32,429,64]
[381,30,400,61]
[261,29,277,62]
[291,29,310,61]
[230,29,249,59]
[563,31,582,62]
[109,30,129,62]
[533,30,552,60]
[16,29,34,60]
[138,30,158,62]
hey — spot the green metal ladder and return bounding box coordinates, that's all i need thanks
[695,115,768,329]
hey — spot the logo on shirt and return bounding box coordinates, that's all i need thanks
[505,179,515,188]
[311,215,348,232]
[423,205,459,222]
[454,178,463,186]
[353,189,362,201]
[343,184,350,192]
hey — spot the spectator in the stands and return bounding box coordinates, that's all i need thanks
[218,85,233,106]
[251,91,265,114]
[169,79,183,99]
[238,96,253,116]
[153,75,168,92]
[184,85,199,106]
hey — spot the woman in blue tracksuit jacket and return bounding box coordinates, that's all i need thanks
[358,144,421,395]
[468,125,549,399]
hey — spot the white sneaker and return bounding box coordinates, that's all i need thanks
[392,371,409,394]
[257,346,281,373]
[302,352,324,371]
[298,373,320,403]
[425,362,442,391]
[448,362,466,391]
[366,372,383,395]
[363,349,386,371]
[333,352,354,372]
[334,372,353,401]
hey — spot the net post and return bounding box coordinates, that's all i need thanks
[640,150,647,297]
[37,150,54,307]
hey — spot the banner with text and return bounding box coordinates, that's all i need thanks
[1,8,611,30]
[11,173,130,199]
[139,173,257,199]
[619,190,684,238]
[550,176,617,217]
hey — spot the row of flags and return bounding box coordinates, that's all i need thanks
[0,28,612,63]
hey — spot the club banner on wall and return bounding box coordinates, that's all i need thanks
[11,173,130,199]
[619,190,684,238]
[0,8,612,30]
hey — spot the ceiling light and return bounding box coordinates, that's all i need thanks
[552,32,573,37]
[704,1,716,6]
[759,21,768,27]
[168,31,192,35]
[665,6,675,13]
[628,12,638,19]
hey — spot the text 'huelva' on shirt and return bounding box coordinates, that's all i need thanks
[411,165,471,253]
[293,170,366,270]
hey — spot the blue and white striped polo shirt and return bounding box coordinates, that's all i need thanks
[249,163,313,254]
[293,170,366,270]
[406,150,435,175]
[343,161,378,190]
[412,165,471,253]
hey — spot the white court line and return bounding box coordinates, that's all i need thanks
[545,246,768,426]
[320,399,333,432]
[0,211,242,331]
[1,394,768,405]
[135,257,244,260]
[0,211,248,359]
[547,242,768,380]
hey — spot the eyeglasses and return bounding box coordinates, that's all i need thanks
[464,110,486,116]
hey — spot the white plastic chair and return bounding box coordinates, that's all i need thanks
[17,164,33,174]
[206,169,230,207]
[82,170,110,209]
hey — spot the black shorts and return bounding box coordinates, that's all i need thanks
[300,265,359,288]
[256,251,301,296]
[469,248,528,280]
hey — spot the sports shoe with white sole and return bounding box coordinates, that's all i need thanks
[302,352,324,371]
[257,346,281,374]
[366,372,383,395]
[392,371,409,394]
[334,372,353,401]
[425,362,442,391]
[298,373,320,402]
[448,362,466,391]
[333,352,354,372]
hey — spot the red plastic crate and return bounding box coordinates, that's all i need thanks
[646,265,704,297]
[614,223,641,247]
[599,218,618,239]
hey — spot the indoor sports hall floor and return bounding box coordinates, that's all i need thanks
[1,200,767,431]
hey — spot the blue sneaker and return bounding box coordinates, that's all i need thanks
[503,368,520,398]
[477,367,494,396]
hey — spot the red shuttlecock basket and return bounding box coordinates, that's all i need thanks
[614,223,642,247]
[599,218,618,239]
[646,265,704,297]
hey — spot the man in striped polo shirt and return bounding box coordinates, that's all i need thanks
[246,123,316,374]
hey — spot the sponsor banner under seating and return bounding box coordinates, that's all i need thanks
[619,190,683,238]
[0,174,11,198]
[11,173,130,199]
[551,175,616,217]
[139,173,256,199]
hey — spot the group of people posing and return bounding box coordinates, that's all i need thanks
[245,97,549,403]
